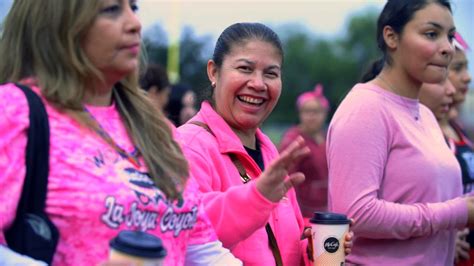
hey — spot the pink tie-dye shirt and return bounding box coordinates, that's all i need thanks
[0,83,218,265]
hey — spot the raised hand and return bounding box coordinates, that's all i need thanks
[255,136,310,202]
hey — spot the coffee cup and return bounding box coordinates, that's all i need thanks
[309,212,350,266]
[109,230,167,266]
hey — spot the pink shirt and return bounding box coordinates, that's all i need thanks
[327,83,467,265]
[177,102,308,266]
[0,83,217,265]
[280,126,328,217]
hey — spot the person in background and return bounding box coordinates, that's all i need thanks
[448,32,472,122]
[327,0,474,265]
[419,79,455,123]
[166,83,197,126]
[139,63,171,112]
[178,22,353,266]
[445,32,474,266]
[419,76,472,265]
[180,87,198,126]
[279,84,329,222]
[0,1,241,265]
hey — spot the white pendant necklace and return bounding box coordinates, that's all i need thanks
[377,75,420,121]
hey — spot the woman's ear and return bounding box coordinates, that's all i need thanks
[207,60,218,87]
[383,25,399,50]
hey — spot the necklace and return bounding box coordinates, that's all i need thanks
[377,75,419,121]
[84,107,141,168]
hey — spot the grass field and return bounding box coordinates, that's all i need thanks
[261,123,292,147]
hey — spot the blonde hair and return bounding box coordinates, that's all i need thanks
[0,0,188,199]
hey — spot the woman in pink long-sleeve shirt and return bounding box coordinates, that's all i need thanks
[327,0,474,265]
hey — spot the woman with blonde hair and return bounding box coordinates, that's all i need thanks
[0,1,240,265]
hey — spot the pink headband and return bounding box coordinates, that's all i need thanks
[296,84,329,110]
[453,32,469,51]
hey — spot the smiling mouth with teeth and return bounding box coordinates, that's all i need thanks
[238,96,264,105]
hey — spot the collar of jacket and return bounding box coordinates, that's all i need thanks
[192,101,277,167]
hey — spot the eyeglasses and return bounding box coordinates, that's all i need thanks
[300,108,327,115]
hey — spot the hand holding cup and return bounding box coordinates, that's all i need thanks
[309,212,351,266]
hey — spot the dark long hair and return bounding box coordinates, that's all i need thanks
[199,22,284,103]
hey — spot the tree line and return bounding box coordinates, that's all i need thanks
[142,10,380,126]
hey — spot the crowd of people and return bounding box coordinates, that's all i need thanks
[0,0,472,265]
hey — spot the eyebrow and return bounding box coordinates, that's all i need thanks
[427,22,456,32]
[236,59,281,70]
[268,65,281,72]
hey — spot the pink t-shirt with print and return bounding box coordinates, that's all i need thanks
[0,83,216,265]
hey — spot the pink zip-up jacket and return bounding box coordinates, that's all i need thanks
[0,83,240,266]
[177,102,308,266]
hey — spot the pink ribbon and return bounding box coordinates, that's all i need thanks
[453,32,470,51]
[296,83,329,110]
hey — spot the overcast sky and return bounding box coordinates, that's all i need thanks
[137,0,384,39]
[1,1,385,38]
[0,0,472,76]
[1,1,469,38]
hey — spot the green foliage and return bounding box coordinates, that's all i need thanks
[143,24,168,65]
[270,10,380,124]
[178,27,212,91]
[143,10,380,125]
[143,25,212,95]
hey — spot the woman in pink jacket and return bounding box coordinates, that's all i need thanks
[178,22,352,265]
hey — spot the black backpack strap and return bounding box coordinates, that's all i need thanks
[13,83,50,215]
[4,83,58,264]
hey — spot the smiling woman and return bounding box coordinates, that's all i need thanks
[177,22,353,265]
[209,39,282,147]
